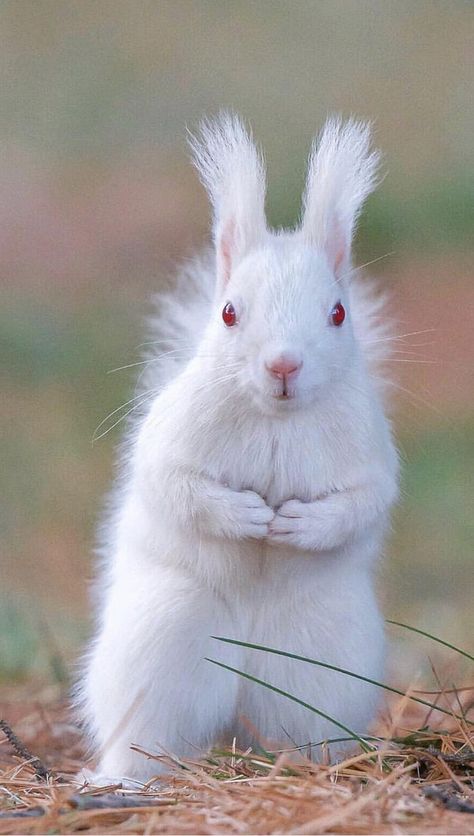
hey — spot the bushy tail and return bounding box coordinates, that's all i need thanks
[142,250,215,393]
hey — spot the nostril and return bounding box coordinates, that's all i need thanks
[265,358,303,379]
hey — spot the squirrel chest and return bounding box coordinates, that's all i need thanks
[184,407,369,508]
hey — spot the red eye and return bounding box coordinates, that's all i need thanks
[222,301,236,326]
[330,301,345,326]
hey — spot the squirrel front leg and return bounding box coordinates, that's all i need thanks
[140,460,274,541]
[268,473,398,551]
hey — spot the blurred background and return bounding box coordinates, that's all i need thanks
[1,0,473,685]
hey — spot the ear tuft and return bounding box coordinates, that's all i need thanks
[188,112,267,289]
[189,112,265,216]
[302,117,381,275]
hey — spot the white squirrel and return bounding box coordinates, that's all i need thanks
[79,113,399,785]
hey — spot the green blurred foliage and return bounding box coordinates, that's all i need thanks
[1,0,473,680]
[0,595,87,682]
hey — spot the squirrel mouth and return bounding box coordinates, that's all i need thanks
[269,376,297,401]
[274,383,294,400]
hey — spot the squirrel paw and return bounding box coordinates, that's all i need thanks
[224,489,274,539]
[268,498,337,551]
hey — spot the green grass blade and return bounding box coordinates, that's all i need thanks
[211,636,472,725]
[205,657,375,753]
[386,620,474,663]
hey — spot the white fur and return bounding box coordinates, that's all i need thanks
[302,117,380,275]
[79,113,399,785]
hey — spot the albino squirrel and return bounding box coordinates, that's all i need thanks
[80,113,399,785]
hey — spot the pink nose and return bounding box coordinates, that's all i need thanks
[265,356,303,380]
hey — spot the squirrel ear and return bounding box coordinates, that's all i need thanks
[189,112,267,289]
[301,118,380,277]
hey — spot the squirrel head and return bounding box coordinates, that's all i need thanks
[189,113,381,413]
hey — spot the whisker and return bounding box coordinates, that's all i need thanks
[381,379,443,417]
[389,347,435,354]
[131,360,242,398]
[339,250,397,281]
[364,328,436,344]
[329,251,397,290]
[343,251,397,277]
[108,348,195,374]
[192,372,241,397]
[136,338,195,349]
[92,391,156,443]
[385,358,438,365]
[92,390,157,440]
